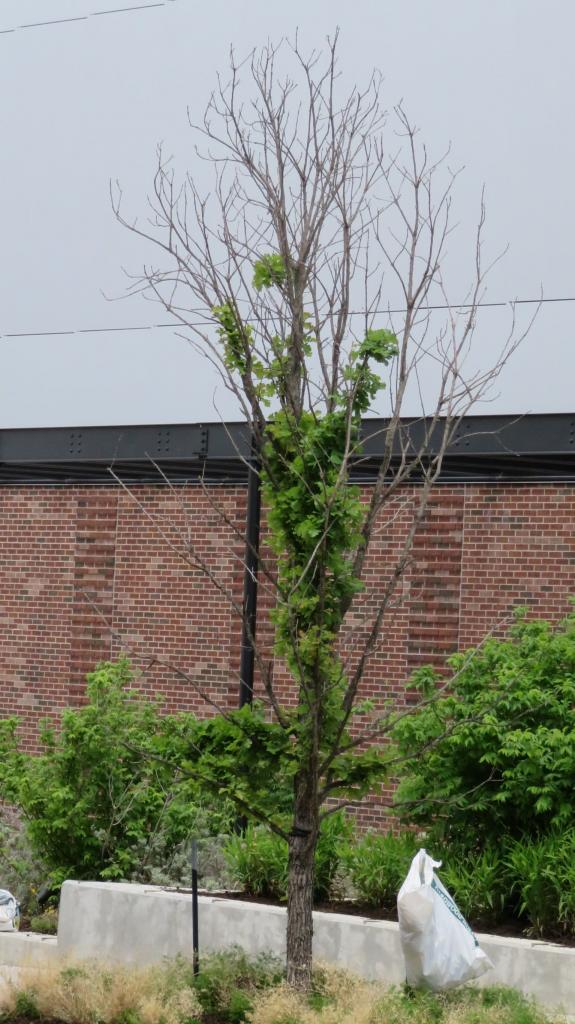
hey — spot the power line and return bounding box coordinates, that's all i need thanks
[0,294,572,341]
[0,0,177,34]
[2,323,177,339]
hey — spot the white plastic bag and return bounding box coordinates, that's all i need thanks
[0,889,20,932]
[397,849,492,991]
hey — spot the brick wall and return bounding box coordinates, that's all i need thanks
[0,481,574,809]
[0,489,77,749]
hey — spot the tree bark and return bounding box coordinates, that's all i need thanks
[286,827,317,990]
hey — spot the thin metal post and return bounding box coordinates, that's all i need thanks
[239,437,261,708]
[191,838,199,975]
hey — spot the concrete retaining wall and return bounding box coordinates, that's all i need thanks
[57,882,575,1014]
[0,932,58,969]
[2,882,575,1016]
[58,882,407,983]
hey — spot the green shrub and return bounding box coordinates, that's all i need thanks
[131,831,236,891]
[551,830,575,933]
[224,812,352,902]
[393,611,575,846]
[505,834,557,937]
[392,610,575,938]
[0,660,230,887]
[341,831,418,908]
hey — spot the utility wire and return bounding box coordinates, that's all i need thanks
[0,294,572,340]
[0,0,177,34]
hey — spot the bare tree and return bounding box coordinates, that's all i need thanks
[112,34,532,990]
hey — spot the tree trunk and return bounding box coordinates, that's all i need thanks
[286,826,318,991]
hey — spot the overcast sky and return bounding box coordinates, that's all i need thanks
[0,0,573,428]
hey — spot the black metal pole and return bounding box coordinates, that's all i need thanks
[239,437,261,709]
[191,837,199,975]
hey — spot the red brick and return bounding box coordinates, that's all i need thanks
[1,481,574,827]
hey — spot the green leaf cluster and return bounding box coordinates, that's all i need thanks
[252,253,286,291]
[342,328,399,414]
[213,303,255,375]
[164,703,296,824]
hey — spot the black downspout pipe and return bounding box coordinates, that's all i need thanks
[238,438,261,708]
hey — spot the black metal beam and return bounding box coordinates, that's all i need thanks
[360,413,575,457]
[0,414,574,485]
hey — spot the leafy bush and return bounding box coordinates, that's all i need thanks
[392,610,575,938]
[0,661,230,886]
[506,835,555,936]
[393,612,575,845]
[224,812,352,902]
[430,828,575,938]
[341,831,418,908]
[380,827,575,939]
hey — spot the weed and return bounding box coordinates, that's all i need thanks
[13,992,40,1021]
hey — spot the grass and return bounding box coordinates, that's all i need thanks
[0,954,561,1024]
[0,961,203,1024]
[247,970,558,1024]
